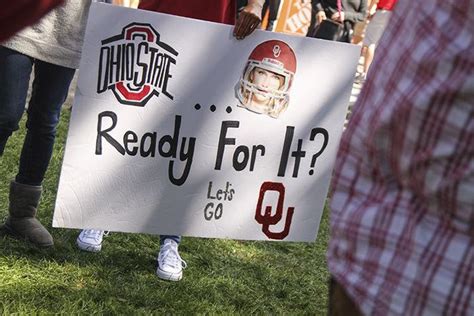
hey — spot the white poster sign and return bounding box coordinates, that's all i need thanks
[53,3,359,241]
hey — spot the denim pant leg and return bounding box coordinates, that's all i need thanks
[160,235,181,245]
[267,0,281,21]
[16,59,75,186]
[0,47,34,155]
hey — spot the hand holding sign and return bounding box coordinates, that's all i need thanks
[234,0,264,39]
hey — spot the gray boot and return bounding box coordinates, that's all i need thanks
[1,180,54,247]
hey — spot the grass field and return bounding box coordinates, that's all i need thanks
[0,109,330,314]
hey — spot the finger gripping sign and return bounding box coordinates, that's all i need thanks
[52,3,360,242]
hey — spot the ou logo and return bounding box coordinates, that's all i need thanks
[255,182,294,240]
[272,45,281,58]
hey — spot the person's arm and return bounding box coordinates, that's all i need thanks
[367,0,379,17]
[311,0,327,24]
[343,0,368,23]
[0,0,64,42]
[313,0,325,13]
[233,0,264,39]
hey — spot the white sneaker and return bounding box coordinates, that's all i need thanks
[354,72,366,84]
[76,229,106,252]
[156,239,187,281]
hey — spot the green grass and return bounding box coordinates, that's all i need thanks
[0,109,330,314]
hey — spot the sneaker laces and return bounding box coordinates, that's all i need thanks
[82,229,106,242]
[354,72,366,83]
[159,242,187,269]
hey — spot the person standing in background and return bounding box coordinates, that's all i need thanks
[262,0,281,31]
[355,0,397,83]
[307,0,368,42]
[350,0,377,44]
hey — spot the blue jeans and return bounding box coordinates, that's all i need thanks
[0,47,75,186]
[160,235,181,245]
[0,47,180,243]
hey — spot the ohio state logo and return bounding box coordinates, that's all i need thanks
[97,22,178,107]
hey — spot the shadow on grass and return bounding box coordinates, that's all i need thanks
[1,222,330,313]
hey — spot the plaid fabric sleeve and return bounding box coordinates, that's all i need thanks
[327,0,474,315]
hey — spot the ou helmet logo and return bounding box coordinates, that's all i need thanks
[272,45,281,58]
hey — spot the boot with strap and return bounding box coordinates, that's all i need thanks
[1,180,54,247]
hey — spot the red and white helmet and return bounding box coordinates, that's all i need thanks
[236,40,297,118]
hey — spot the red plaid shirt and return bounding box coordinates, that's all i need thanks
[327,0,474,315]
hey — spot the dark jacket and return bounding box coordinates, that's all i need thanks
[312,0,367,26]
[309,0,367,41]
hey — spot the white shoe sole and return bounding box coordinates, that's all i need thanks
[76,238,102,252]
[156,267,182,281]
